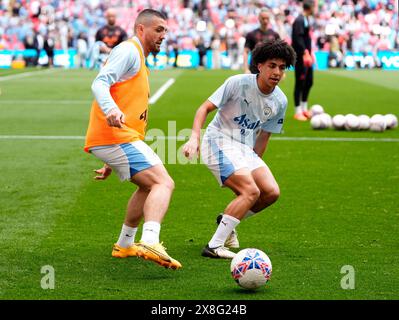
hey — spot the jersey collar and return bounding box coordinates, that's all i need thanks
[132,36,145,56]
[254,74,275,97]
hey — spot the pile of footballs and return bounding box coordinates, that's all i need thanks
[309,105,398,132]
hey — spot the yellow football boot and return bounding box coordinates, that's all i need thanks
[136,242,182,270]
[112,243,140,258]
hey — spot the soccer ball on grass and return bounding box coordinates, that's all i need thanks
[230,248,272,290]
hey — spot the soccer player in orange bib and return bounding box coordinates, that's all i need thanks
[84,9,181,270]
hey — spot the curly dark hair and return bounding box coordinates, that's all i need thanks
[249,39,297,74]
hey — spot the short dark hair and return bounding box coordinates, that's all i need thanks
[249,39,296,74]
[303,1,314,11]
[134,9,167,31]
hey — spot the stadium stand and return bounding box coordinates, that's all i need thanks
[0,0,397,68]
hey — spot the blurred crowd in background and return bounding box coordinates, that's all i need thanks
[0,0,398,69]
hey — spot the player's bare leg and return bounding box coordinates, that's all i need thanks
[112,187,149,258]
[131,164,174,223]
[223,169,260,220]
[130,164,181,269]
[203,169,260,259]
[217,166,280,251]
[249,166,280,214]
[214,166,279,250]
[124,187,148,227]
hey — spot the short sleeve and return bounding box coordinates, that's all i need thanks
[207,76,237,109]
[244,32,255,50]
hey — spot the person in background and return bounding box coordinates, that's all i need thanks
[210,33,221,69]
[88,8,128,68]
[43,32,55,67]
[196,36,208,69]
[23,32,40,66]
[243,9,280,74]
[292,1,315,121]
[95,8,128,55]
[76,32,88,68]
[172,40,180,68]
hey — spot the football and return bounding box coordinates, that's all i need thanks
[230,248,272,290]
[320,113,332,128]
[332,114,346,130]
[369,114,387,132]
[384,114,398,129]
[344,114,360,131]
[311,113,330,129]
[310,104,324,117]
[310,114,324,129]
[358,115,370,130]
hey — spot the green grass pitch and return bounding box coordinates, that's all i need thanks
[0,67,398,300]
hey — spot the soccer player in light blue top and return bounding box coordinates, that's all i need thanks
[183,39,296,259]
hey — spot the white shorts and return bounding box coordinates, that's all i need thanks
[201,135,267,186]
[90,140,162,181]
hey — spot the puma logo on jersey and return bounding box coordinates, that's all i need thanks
[243,99,250,106]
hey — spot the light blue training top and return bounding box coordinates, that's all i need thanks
[206,74,288,148]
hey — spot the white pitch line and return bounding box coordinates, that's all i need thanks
[0,77,175,105]
[0,135,399,142]
[149,78,175,105]
[0,68,58,82]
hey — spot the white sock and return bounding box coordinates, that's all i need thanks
[243,210,257,219]
[295,106,303,114]
[117,224,138,248]
[208,214,240,248]
[301,101,308,111]
[141,221,161,245]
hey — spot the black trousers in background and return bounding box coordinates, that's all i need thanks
[294,62,313,107]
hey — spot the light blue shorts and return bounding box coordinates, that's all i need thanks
[200,135,266,186]
[90,140,162,181]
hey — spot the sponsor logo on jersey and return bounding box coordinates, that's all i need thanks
[233,114,260,130]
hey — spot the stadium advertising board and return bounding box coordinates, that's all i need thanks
[345,51,399,70]
[1,49,399,70]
